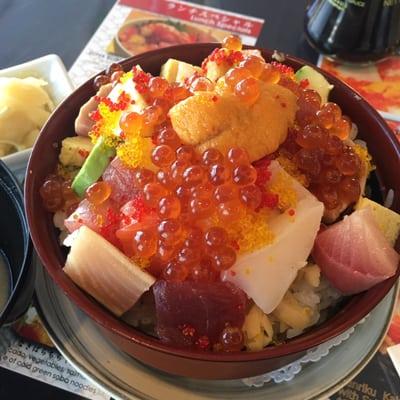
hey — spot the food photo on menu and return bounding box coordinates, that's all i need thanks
[0,0,399,399]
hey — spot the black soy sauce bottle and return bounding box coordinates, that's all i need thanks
[305,0,400,62]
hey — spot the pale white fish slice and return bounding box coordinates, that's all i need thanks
[64,226,155,316]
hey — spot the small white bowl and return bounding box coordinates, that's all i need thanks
[0,54,74,167]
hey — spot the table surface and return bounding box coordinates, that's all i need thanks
[0,0,319,398]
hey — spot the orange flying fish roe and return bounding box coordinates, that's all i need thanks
[268,172,298,211]
[270,61,294,77]
[299,79,310,89]
[89,101,122,147]
[116,133,153,169]
[212,210,275,255]
[131,66,152,94]
[275,155,309,187]
[120,70,133,85]
[201,48,243,71]
[353,144,374,174]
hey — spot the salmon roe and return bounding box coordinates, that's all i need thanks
[86,181,112,205]
[222,35,242,51]
[276,79,362,210]
[113,137,277,281]
[40,176,79,213]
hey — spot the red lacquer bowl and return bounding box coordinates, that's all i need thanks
[25,44,400,380]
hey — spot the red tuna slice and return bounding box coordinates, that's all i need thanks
[116,196,159,257]
[153,280,247,348]
[312,208,399,295]
[119,196,157,229]
[116,215,159,257]
[102,157,139,205]
[64,199,120,246]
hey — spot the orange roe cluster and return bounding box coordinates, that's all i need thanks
[92,62,125,90]
[201,35,245,74]
[111,135,278,281]
[201,48,244,72]
[131,66,152,94]
[270,61,294,77]
[88,87,134,148]
[39,175,79,213]
[88,63,132,141]
[115,72,194,168]
[89,101,123,148]
[129,65,193,112]
[218,49,292,106]
[299,78,310,89]
[94,91,132,112]
[273,81,363,210]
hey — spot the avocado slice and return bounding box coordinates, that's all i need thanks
[71,137,115,197]
[295,66,334,103]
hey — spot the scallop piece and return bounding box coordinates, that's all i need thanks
[221,161,324,314]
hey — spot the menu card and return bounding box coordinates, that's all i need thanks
[0,309,108,400]
[69,0,264,87]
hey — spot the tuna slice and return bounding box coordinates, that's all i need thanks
[64,198,113,233]
[116,212,159,257]
[102,157,139,205]
[312,207,399,295]
[64,226,155,316]
[222,161,324,314]
[153,280,247,348]
[64,198,119,246]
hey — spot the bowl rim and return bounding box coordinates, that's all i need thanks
[25,43,400,362]
[0,159,33,324]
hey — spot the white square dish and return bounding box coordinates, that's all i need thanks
[1,54,75,168]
